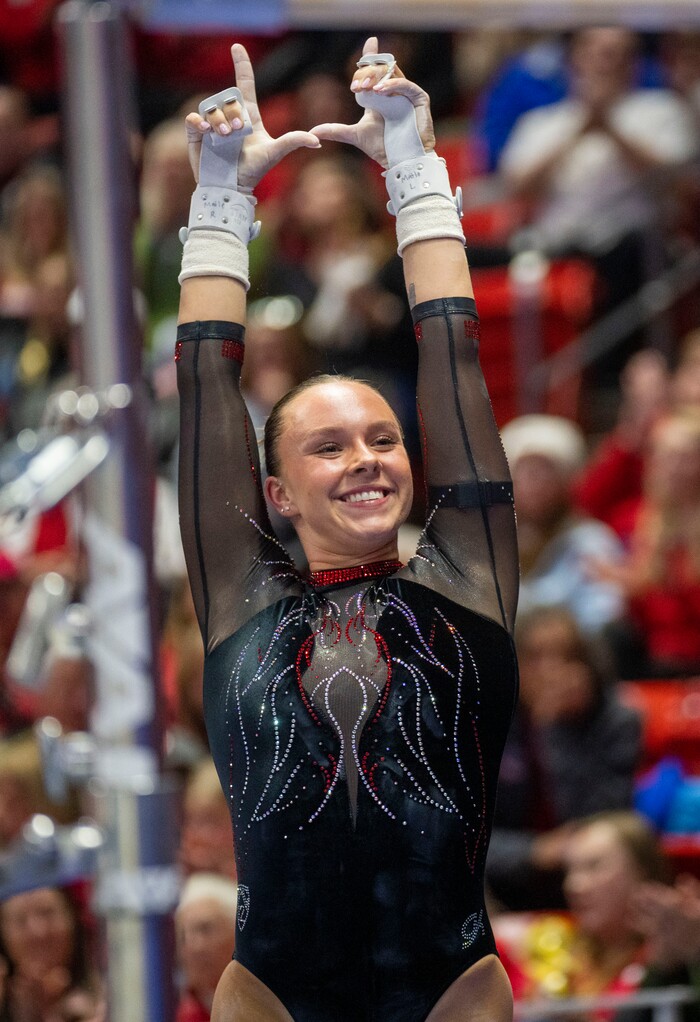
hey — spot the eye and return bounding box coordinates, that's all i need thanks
[374,434,400,447]
[315,442,342,455]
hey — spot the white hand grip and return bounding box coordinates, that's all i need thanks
[197,86,253,189]
[355,52,425,167]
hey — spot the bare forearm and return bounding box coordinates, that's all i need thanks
[178,274,247,326]
[402,237,474,306]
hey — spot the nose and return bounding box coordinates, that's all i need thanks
[349,441,380,473]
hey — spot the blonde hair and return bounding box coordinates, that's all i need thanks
[0,733,79,827]
[634,410,700,584]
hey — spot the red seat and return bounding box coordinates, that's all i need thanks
[470,260,597,426]
[619,679,700,773]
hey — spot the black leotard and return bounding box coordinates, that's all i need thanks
[176,297,519,1022]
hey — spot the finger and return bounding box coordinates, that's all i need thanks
[202,99,245,136]
[309,121,359,146]
[374,78,427,102]
[184,114,206,181]
[231,43,261,120]
[352,58,396,93]
[185,112,211,140]
[362,36,379,57]
[268,130,322,162]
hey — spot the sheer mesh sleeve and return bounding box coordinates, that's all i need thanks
[176,320,300,653]
[404,297,519,632]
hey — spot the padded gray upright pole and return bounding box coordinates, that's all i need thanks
[56,2,178,1019]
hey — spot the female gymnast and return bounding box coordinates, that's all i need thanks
[177,36,519,1022]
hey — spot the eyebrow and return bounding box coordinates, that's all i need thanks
[301,420,401,442]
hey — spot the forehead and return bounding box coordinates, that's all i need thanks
[282,381,398,436]
[2,887,67,919]
[521,616,578,653]
[567,822,625,865]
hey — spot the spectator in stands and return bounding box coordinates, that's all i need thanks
[0,884,104,1021]
[499,28,698,377]
[179,759,236,881]
[501,413,626,634]
[472,29,668,174]
[240,295,310,436]
[500,28,697,259]
[573,332,700,532]
[487,607,641,910]
[162,579,208,773]
[0,165,68,320]
[261,154,392,377]
[473,32,569,173]
[34,609,94,735]
[7,250,74,434]
[175,873,238,1022]
[0,86,59,193]
[572,348,670,532]
[136,118,195,345]
[634,873,700,1007]
[0,732,79,849]
[672,327,700,409]
[594,409,700,677]
[561,811,670,997]
[496,811,671,1001]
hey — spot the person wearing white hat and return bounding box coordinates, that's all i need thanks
[502,413,626,634]
[175,873,238,1022]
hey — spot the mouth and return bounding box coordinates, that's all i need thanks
[338,487,391,505]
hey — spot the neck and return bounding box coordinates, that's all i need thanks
[306,541,401,574]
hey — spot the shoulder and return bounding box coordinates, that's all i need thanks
[507,98,581,140]
[620,87,693,118]
[616,89,699,153]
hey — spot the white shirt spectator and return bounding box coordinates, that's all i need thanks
[500,89,699,253]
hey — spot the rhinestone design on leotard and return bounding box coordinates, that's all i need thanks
[219,573,487,872]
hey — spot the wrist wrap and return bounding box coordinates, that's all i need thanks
[178,230,250,290]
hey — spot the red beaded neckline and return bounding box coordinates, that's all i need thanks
[307,559,404,589]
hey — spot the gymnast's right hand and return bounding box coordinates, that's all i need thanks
[184,42,321,191]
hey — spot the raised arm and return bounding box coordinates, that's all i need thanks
[313,40,518,631]
[177,44,320,652]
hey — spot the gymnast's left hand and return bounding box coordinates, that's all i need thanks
[184,42,321,191]
[310,35,436,168]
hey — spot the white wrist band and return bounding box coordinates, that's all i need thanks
[395,193,466,257]
[178,229,250,291]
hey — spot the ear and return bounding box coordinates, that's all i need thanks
[264,475,297,518]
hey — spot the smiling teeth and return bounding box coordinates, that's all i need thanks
[345,490,384,503]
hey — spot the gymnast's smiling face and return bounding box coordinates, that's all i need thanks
[264,379,413,572]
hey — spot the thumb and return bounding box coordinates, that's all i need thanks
[269,130,321,162]
[309,122,359,146]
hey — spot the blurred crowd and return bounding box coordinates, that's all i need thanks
[0,14,699,1020]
